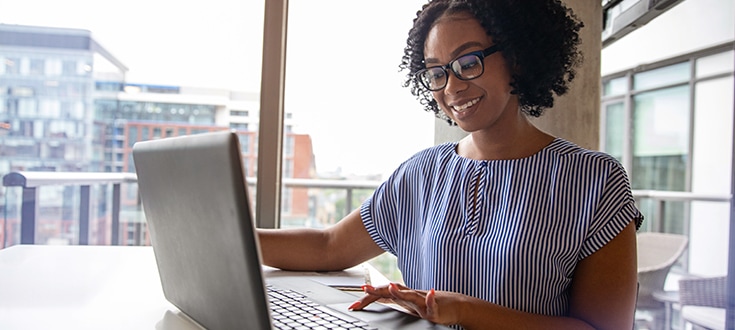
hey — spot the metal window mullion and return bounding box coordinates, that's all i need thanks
[346,188,353,215]
[111,183,120,245]
[20,187,38,244]
[623,71,634,175]
[726,47,735,330]
[79,185,90,245]
[685,56,696,194]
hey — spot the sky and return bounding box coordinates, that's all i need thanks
[0,0,434,178]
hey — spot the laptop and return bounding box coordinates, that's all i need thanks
[133,131,448,330]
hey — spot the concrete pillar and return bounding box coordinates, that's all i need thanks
[434,0,602,151]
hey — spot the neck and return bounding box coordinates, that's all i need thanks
[459,116,554,160]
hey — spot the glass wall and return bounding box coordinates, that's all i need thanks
[282,0,432,229]
[283,0,432,280]
[601,45,734,275]
[0,0,263,247]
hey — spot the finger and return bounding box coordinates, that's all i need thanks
[425,288,437,317]
[387,283,428,315]
[390,282,411,290]
[388,283,405,296]
[388,282,425,300]
[363,284,395,298]
[348,293,381,311]
[348,285,392,311]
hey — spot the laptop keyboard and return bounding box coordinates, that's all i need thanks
[267,285,377,330]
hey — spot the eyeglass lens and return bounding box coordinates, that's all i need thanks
[419,53,484,91]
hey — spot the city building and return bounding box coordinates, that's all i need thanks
[0,24,316,246]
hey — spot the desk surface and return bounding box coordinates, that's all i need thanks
[0,245,385,330]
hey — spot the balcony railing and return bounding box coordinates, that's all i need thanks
[2,171,138,245]
[1,171,381,246]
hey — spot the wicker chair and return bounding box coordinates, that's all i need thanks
[635,232,689,329]
[678,276,727,330]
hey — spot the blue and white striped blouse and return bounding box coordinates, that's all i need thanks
[360,138,643,316]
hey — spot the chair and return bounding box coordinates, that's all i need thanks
[635,232,689,330]
[678,276,727,330]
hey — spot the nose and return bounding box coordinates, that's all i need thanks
[443,70,468,95]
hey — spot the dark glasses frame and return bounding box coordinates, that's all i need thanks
[416,44,502,91]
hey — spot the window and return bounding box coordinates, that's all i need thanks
[633,61,690,91]
[696,50,734,78]
[45,59,62,76]
[62,60,77,76]
[230,123,248,131]
[29,59,45,76]
[281,0,432,231]
[603,76,628,97]
[239,134,250,154]
[128,126,138,147]
[601,46,734,241]
[631,85,689,191]
[4,57,20,75]
[603,101,624,161]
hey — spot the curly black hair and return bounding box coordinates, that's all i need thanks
[400,0,584,124]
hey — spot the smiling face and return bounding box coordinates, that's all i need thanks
[423,13,519,134]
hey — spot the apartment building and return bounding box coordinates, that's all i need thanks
[0,24,316,246]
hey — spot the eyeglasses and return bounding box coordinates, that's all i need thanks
[416,44,501,91]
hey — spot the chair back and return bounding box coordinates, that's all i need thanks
[679,276,727,308]
[636,232,689,308]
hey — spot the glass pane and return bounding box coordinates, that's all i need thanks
[631,85,690,191]
[283,0,433,228]
[603,76,628,97]
[284,0,432,282]
[696,50,735,79]
[632,85,691,238]
[0,0,262,247]
[692,77,734,195]
[633,61,690,91]
[604,102,625,160]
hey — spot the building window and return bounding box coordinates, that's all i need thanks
[239,134,250,154]
[284,135,294,157]
[62,60,77,76]
[230,123,248,131]
[128,126,138,147]
[29,59,45,76]
[45,59,62,76]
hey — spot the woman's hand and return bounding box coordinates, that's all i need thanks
[348,283,462,326]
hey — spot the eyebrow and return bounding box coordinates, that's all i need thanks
[424,41,487,65]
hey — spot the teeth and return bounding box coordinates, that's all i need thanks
[452,98,480,112]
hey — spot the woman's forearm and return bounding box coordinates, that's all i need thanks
[258,227,337,271]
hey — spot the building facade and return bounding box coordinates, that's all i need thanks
[0,24,316,247]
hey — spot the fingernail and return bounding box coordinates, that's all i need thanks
[348,301,361,310]
[361,285,374,292]
[389,283,398,290]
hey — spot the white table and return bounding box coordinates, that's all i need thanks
[0,245,386,330]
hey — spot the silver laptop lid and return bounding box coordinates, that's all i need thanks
[133,131,270,330]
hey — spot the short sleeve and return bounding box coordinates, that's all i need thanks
[579,159,644,259]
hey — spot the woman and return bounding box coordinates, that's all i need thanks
[258,0,643,328]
